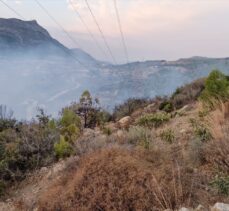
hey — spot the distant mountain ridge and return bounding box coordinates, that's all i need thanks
[1,18,229,119]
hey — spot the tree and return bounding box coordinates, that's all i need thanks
[77,90,100,128]
[36,107,50,128]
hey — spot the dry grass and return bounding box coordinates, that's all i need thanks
[37,146,216,211]
[204,139,229,174]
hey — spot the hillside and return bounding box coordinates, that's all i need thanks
[0,71,229,210]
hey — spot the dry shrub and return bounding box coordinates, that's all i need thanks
[38,147,210,211]
[204,138,229,174]
[171,78,205,109]
[208,101,229,139]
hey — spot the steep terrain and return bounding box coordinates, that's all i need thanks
[0,18,68,55]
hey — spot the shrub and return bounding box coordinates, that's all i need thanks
[61,124,80,143]
[97,110,112,128]
[200,70,229,109]
[204,138,229,173]
[60,109,81,129]
[171,79,205,109]
[160,129,175,143]
[137,112,170,128]
[190,118,212,142]
[60,109,81,143]
[210,176,229,196]
[159,101,174,113]
[54,136,73,159]
[127,126,152,149]
[113,98,149,120]
[0,181,5,196]
[102,127,112,136]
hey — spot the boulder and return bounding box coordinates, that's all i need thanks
[211,203,229,211]
[117,116,132,129]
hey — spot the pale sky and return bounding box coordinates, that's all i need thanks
[1,0,229,63]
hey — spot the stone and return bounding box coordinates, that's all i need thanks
[118,116,132,129]
[211,203,229,211]
[179,208,193,211]
[195,204,207,211]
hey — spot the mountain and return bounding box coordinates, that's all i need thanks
[1,18,229,119]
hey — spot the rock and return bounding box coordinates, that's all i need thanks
[179,208,193,211]
[118,116,132,129]
[195,205,207,211]
[40,167,48,175]
[177,105,193,115]
[211,203,229,211]
[116,130,125,138]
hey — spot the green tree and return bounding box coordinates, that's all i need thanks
[200,70,229,108]
[60,109,81,129]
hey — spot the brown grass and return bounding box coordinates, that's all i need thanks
[38,146,215,211]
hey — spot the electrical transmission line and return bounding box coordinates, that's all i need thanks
[33,0,91,70]
[113,0,129,64]
[0,0,25,20]
[84,0,117,64]
[69,0,109,60]
[34,0,82,50]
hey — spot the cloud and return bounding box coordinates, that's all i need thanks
[65,0,229,36]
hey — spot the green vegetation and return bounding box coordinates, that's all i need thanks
[160,129,175,143]
[137,112,170,128]
[211,176,229,196]
[200,70,229,108]
[159,101,174,113]
[102,127,112,136]
[190,118,212,142]
[54,135,73,159]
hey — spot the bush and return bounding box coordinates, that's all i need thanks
[137,112,170,128]
[54,136,73,159]
[190,118,212,142]
[159,101,174,113]
[204,138,229,173]
[60,109,81,129]
[113,98,149,120]
[0,181,5,196]
[97,110,112,128]
[160,129,175,143]
[61,124,80,143]
[102,127,112,136]
[171,79,205,109]
[0,123,59,189]
[210,176,229,196]
[200,70,229,108]
[60,109,81,143]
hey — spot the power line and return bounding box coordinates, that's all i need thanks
[34,0,82,50]
[69,0,108,60]
[84,0,117,64]
[33,0,91,70]
[0,0,25,20]
[113,0,129,64]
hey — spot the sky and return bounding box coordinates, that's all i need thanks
[1,0,229,63]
